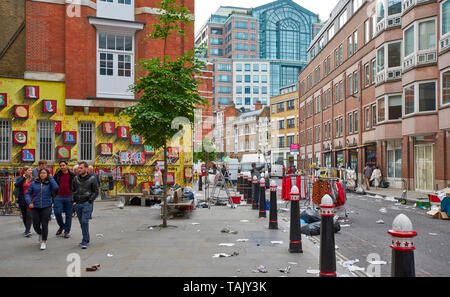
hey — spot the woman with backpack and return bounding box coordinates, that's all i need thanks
[15,166,33,237]
[25,168,59,250]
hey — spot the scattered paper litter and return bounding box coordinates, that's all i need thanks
[279,208,289,212]
[340,224,351,227]
[348,266,365,272]
[256,265,268,273]
[236,239,249,242]
[379,208,387,214]
[148,227,153,230]
[429,233,438,236]
[239,220,249,223]
[288,262,298,265]
[376,219,385,224]
[385,196,396,201]
[306,269,319,274]
[191,222,200,225]
[107,254,113,257]
[270,241,283,245]
[367,260,387,265]
[278,266,291,274]
[212,251,239,258]
[375,195,384,199]
[219,243,235,247]
[96,234,104,238]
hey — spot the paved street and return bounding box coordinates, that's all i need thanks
[0,197,348,277]
[270,178,450,277]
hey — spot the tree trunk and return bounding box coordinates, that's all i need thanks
[163,142,168,228]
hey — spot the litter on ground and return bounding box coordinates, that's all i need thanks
[236,239,249,242]
[306,269,319,274]
[379,208,387,214]
[219,243,235,247]
[278,266,291,274]
[376,219,385,224]
[270,241,283,245]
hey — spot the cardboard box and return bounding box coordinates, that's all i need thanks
[440,212,450,220]
[427,210,441,219]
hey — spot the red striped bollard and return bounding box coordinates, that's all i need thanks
[259,178,266,218]
[319,194,336,277]
[269,180,278,229]
[388,214,417,277]
[289,185,302,253]
[252,176,259,210]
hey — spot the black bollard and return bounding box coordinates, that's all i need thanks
[252,176,259,210]
[259,178,266,218]
[245,175,251,205]
[238,173,242,194]
[198,173,203,191]
[319,194,336,277]
[269,180,278,230]
[388,214,417,277]
[289,186,302,253]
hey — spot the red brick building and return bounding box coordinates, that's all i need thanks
[24,0,194,114]
[298,0,449,192]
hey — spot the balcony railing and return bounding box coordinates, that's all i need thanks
[402,0,436,15]
[376,67,402,85]
[376,15,401,35]
[440,35,450,53]
[403,49,437,72]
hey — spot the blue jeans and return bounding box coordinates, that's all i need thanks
[75,202,93,245]
[54,196,73,234]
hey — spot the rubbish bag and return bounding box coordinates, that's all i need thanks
[301,221,321,236]
[301,221,341,236]
[300,209,321,224]
[355,186,365,195]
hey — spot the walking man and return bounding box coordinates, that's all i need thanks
[32,160,48,180]
[72,162,99,249]
[53,161,76,238]
[363,163,373,190]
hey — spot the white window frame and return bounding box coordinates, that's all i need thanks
[403,17,437,70]
[403,80,437,116]
[441,67,450,107]
[37,120,55,163]
[78,122,96,163]
[441,0,450,43]
[377,93,403,124]
[0,119,11,163]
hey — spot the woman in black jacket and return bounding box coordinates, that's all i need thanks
[15,166,33,237]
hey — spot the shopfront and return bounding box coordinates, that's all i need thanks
[323,152,331,168]
[335,150,344,167]
[386,140,402,188]
[348,148,358,170]
[364,143,377,166]
[414,141,434,192]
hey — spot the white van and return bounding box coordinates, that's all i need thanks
[271,164,283,178]
[226,158,239,182]
[240,154,269,177]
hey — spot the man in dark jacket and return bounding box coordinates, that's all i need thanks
[72,161,99,249]
[251,163,264,179]
[53,160,76,238]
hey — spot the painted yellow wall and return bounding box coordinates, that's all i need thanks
[0,77,193,192]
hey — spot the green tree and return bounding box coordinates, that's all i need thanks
[122,0,208,227]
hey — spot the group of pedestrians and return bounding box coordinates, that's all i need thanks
[363,163,383,190]
[14,160,99,250]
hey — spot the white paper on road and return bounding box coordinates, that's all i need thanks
[240,220,249,223]
[107,254,113,257]
[306,269,319,274]
[270,241,283,244]
[340,224,351,227]
[429,233,438,236]
[236,239,249,242]
[368,260,387,265]
[191,222,200,225]
[376,219,385,224]
[219,243,235,247]
[379,208,387,213]
[385,196,396,201]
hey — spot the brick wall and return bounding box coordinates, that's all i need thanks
[0,0,26,77]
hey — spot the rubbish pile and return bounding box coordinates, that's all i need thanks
[300,209,341,236]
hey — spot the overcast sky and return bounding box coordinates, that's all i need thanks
[195,0,338,33]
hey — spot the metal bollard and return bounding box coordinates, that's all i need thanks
[289,186,302,253]
[269,180,278,230]
[319,194,336,277]
[198,173,203,191]
[238,173,243,194]
[252,176,259,210]
[246,174,252,205]
[259,178,266,218]
[388,214,417,277]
